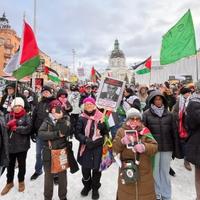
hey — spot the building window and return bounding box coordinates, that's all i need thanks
[5,48,11,54]
[0,37,4,45]
[6,39,11,44]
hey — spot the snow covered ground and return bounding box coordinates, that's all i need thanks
[0,139,196,200]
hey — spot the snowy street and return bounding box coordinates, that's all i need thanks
[0,139,196,200]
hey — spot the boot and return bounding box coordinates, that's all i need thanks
[184,160,192,171]
[81,187,91,196]
[18,182,25,192]
[81,178,91,196]
[92,189,99,200]
[1,182,14,195]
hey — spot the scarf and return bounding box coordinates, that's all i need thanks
[79,109,103,156]
[151,104,164,117]
[10,108,26,119]
[178,95,189,138]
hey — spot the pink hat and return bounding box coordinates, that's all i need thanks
[83,97,96,105]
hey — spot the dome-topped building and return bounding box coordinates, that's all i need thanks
[0,12,11,29]
[0,13,20,76]
[105,39,130,81]
[109,39,126,69]
[110,39,125,59]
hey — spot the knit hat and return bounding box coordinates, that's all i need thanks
[6,82,16,90]
[83,97,96,105]
[41,85,52,94]
[180,87,191,95]
[23,89,29,94]
[11,97,25,108]
[126,108,142,120]
[57,88,68,98]
[49,100,62,112]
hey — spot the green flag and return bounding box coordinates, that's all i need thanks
[160,9,196,65]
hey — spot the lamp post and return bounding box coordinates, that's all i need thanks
[72,49,75,74]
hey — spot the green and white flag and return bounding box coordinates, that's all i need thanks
[4,20,40,79]
[160,9,197,65]
[44,66,61,83]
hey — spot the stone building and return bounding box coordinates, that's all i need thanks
[105,39,131,82]
[0,13,20,76]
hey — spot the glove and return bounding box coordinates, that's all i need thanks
[85,137,95,149]
[7,119,17,129]
[97,122,105,131]
[133,143,145,153]
[121,134,132,145]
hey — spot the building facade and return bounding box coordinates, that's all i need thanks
[0,13,20,76]
[105,39,131,82]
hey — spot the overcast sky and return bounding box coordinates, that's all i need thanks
[1,0,200,73]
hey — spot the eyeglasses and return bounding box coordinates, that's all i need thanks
[130,117,140,122]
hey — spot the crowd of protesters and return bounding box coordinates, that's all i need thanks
[0,79,199,200]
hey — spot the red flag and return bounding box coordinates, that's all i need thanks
[91,66,96,82]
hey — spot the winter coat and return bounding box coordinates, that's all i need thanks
[38,116,71,167]
[75,111,108,169]
[142,91,182,158]
[6,113,31,154]
[31,96,55,134]
[112,124,157,200]
[185,94,200,166]
[0,115,9,167]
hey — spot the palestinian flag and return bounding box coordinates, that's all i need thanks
[44,66,60,83]
[4,20,40,80]
[91,66,101,82]
[136,56,152,75]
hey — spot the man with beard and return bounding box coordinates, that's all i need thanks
[30,85,55,180]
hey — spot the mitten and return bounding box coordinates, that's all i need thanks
[7,119,17,128]
[121,134,131,145]
[133,143,145,153]
[85,137,95,149]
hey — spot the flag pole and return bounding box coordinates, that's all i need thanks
[149,70,152,86]
[196,54,199,81]
[31,0,37,92]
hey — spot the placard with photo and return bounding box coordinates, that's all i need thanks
[96,77,125,111]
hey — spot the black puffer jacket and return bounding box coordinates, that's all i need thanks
[31,96,55,134]
[6,113,31,154]
[0,115,9,167]
[143,91,181,158]
[185,94,200,166]
[38,116,70,166]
